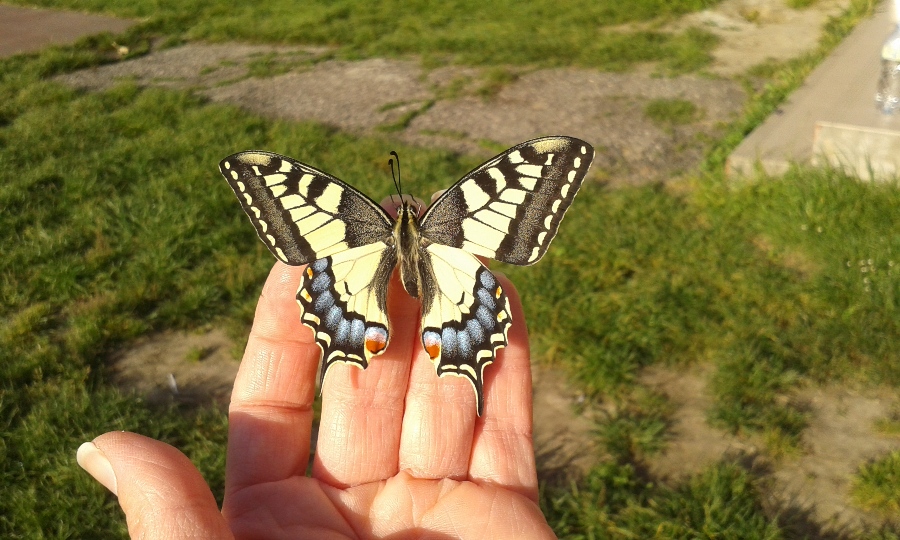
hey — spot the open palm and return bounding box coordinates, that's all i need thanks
[79,262,555,539]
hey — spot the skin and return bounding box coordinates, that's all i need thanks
[78,201,555,539]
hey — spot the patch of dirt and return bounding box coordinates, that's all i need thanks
[641,365,759,479]
[642,365,900,534]
[668,0,853,76]
[773,386,900,532]
[57,44,745,185]
[531,364,603,480]
[110,328,238,407]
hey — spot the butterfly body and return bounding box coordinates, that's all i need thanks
[221,136,594,415]
[394,201,427,299]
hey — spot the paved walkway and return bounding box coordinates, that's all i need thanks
[727,1,900,180]
[0,4,134,58]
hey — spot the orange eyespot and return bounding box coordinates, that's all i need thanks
[365,338,386,354]
[425,342,441,360]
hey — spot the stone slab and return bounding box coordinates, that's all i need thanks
[727,2,900,179]
[0,4,134,58]
[813,120,900,179]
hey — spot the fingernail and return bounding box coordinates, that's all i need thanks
[77,441,118,495]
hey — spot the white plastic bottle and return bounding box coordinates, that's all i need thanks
[876,18,900,114]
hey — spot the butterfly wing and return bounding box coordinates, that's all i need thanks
[417,136,593,415]
[219,151,393,264]
[418,244,511,416]
[220,151,396,385]
[420,136,594,266]
[298,243,396,386]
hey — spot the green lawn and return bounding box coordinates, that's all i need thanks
[2,0,900,538]
[6,0,721,72]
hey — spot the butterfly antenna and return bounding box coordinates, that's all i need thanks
[389,151,402,206]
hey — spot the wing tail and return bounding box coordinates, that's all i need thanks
[419,245,512,416]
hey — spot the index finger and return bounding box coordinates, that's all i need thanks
[225,262,320,498]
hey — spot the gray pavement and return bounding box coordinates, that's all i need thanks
[0,4,134,58]
[727,2,900,180]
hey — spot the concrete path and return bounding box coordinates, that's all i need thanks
[727,2,900,180]
[0,4,134,58]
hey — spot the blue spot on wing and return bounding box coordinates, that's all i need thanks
[326,305,342,329]
[315,290,335,312]
[335,318,351,345]
[350,319,365,343]
[466,318,485,343]
[477,288,495,310]
[476,305,494,330]
[479,270,496,289]
[311,271,331,293]
[457,330,472,358]
[312,259,328,272]
[441,327,457,354]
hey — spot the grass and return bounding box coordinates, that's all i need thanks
[644,98,701,126]
[8,0,722,73]
[515,167,900,457]
[2,0,900,537]
[852,451,900,515]
[543,462,783,539]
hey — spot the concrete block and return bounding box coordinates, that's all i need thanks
[812,120,900,180]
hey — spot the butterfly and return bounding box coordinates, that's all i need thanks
[220,136,594,415]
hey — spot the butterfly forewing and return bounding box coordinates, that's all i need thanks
[219,151,393,265]
[420,136,594,266]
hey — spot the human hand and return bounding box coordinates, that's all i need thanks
[77,260,555,539]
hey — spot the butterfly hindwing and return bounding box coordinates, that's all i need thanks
[297,243,396,386]
[418,244,512,416]
[219,151,392,265]
[420,136,594,266]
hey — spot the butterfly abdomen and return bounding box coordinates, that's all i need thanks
[394,202,426,299]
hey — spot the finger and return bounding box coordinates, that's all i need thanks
[312,272,420,486]
[468,276,540,502]
[226,262,320,499]
[379,195,426,217]
[78,432,233,539]
[398,342,477,480]
[312,199,424,487]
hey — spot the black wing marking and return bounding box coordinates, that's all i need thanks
[420,136,594,266]
[418,244,512,416]
[220,151,393,265]
[296,243,397,386]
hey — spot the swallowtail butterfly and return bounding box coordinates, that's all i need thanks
[220,136,594,415]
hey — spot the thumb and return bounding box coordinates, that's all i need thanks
[78,431,233,539]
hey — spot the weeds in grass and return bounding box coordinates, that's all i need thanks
[852,451,900,515]
[787,0,819,8]
[475,67,519,99]
[644,98,701,126]
[543,462,783,539]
